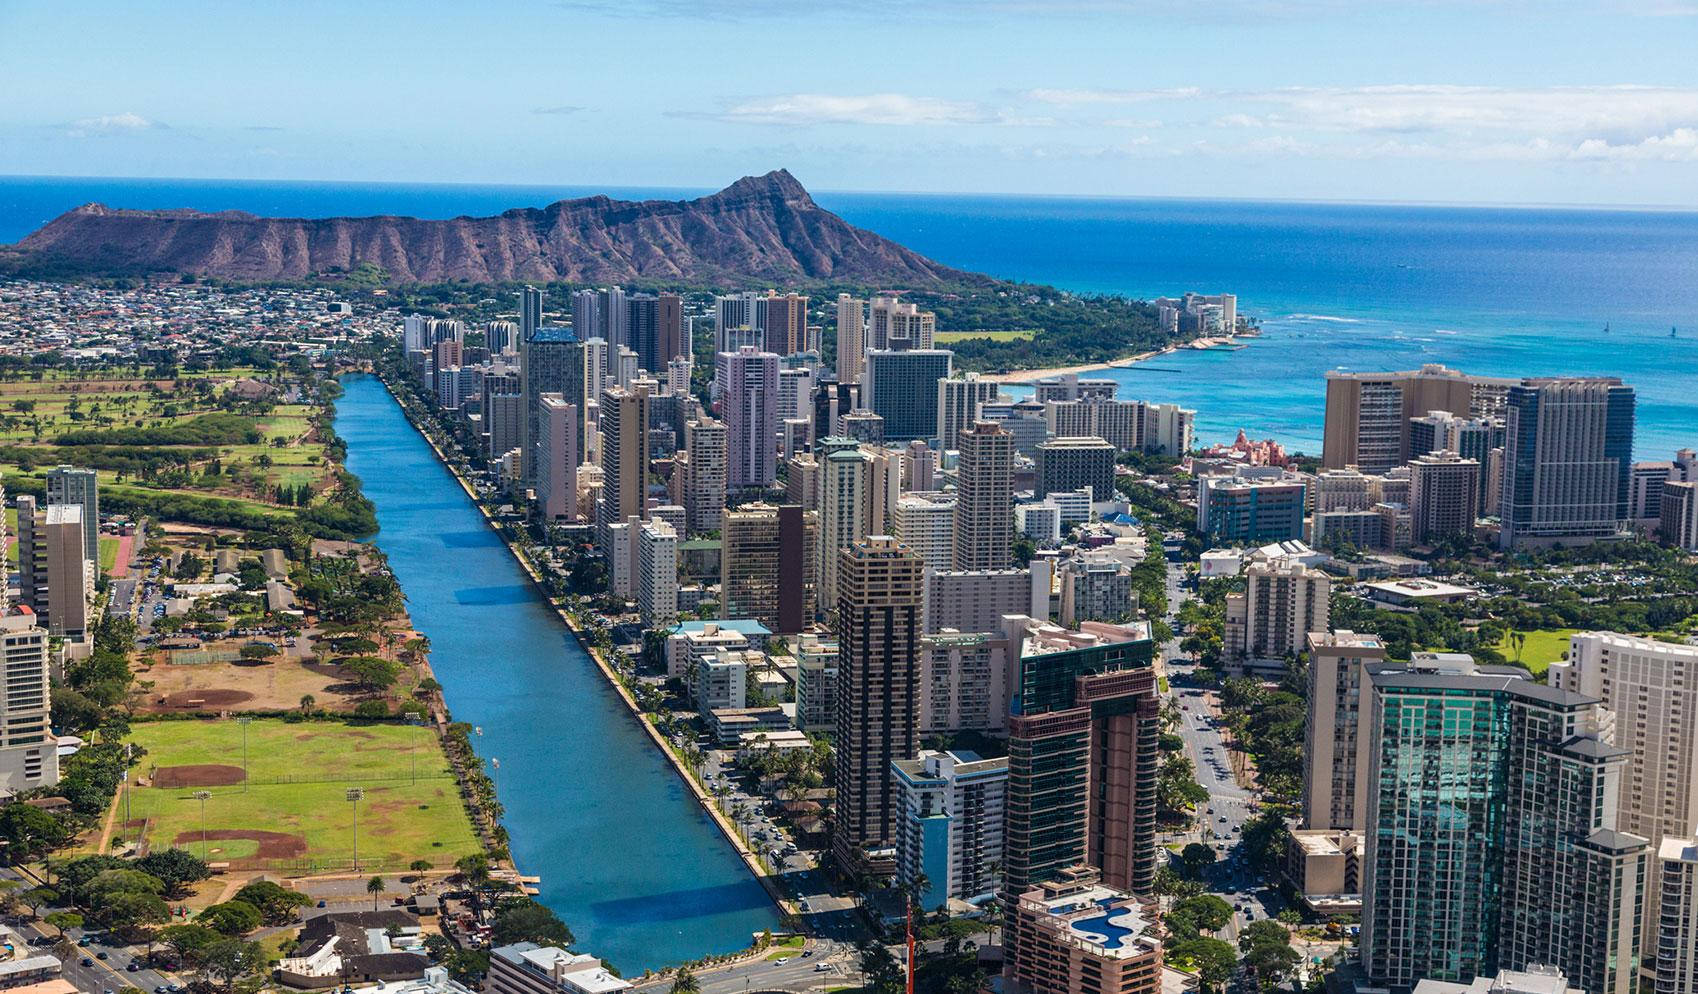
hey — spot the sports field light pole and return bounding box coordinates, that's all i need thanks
[237,716,253,792]
[346,787,365,872]
[192,790,212,858]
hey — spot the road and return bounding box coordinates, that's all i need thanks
[1156,541,1281,930]
[0,867,181,994]
[630,943,857,994]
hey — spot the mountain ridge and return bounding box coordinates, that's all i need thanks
[8,170,986,286]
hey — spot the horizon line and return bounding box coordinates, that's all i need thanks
[3,171,1697,216]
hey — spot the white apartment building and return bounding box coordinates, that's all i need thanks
[636,520,678,630]
[892,749,1008,909]
[0,615,56,796]
[1224,559,1331,664]
[893,493,956,575]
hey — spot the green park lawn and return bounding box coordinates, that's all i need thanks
[121,719,480,873]
[1492,628,1580,675]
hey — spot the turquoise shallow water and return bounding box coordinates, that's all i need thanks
[334,374,778,972]
[3,175,1693,456]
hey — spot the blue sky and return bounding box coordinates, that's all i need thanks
[3,0,1697,205]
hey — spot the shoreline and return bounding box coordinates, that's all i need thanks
[976,332,1248,384]
[364,372,795,925]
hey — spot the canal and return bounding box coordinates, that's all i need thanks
[333,374,779,972]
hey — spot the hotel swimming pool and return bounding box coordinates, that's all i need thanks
[1069,898,1143,950]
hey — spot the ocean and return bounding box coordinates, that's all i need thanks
[3,175,1695,456]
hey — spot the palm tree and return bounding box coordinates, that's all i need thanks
[366,876,386,910]
[669,967,701,994]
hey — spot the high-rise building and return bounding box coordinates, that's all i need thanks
[1656,837,1698,994]
[44,465,98,563]
[1409,410,1503,508]
[1361,657,1647,994]
[716,346,780,491]
[1409,450,1481,544]
[713,292,761,354]
[1197,471,1308,544]
[637,520,678,631]
[954,421,1015,572]
[818,439,871,618]
[1500,377,1636,549]
[16,496,88,640]
[0,615,58,794]
[1302,630,1386,832]
[840,409,884,444]
[863,349,952,443]
[596,385,650,548]
[484,320,518,355]
[571,290,601,345]
[1663,481,1698,551]
[757,293,809,356]
[1057,558,1136,626]
[523,327,584,486]
[892,749,1008,909]
[720,503,818,633]
[520,285,543,342]
[1324,364,1515,472]
[627,293,686,375]
[1223,558,1331,663]
[925,568,1038,636]
[892,493,956,574]
[1002,619,1159,932]
[1035,436,1115,501]
[482,368,525,463]
[868,296,936,350]
[936,374,1002,451]
[1006,871,1163,994]
[535,396,580,522]
[836,294,866,385]
[1551,632,1698,970]
[681,419,727,536]
[832,536,924,872]
[919,628,1012,735]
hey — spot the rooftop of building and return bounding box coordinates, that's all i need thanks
[492,943,628,994]
[1659,835,1698,863]
[1292,829,1364,857]
[1022,882,1160,960]
[892,749,1009,787]
[1410,966,1580,994]
[1307,630,1384,652]
[1019,618,1152,657]
[670,619,771,638]
[1361,578,1479,598]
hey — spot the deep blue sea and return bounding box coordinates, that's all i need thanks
[3,175,1696,456]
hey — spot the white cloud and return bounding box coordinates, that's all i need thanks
[1024,87,1201,106]
[1570,128,1698,161]
[708,93,1016,127]
[1239,85,1698,140]
[67,112,158,137]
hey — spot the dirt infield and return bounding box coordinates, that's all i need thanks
[158,689,255,710]
[170,829,307,859]
[152,764,246,788]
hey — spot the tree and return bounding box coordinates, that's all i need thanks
[19,886,58,918]
[1178,842,1217,880]
[1170,937,1237,992]
[1171,894,1234,934]
[135,849,212,897]
[232,881,311,925]
[0,801,70,860]
[197,937,263,993]
[197,900,263,936]
[367,875,386,910]
[490,898,574,948]
[156,923,220,967]
[85,868,167,900]
[669,967,701,994]
[43,911,83,937]
[409,859,433,877]
[90,890,170,934]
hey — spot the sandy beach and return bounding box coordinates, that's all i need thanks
[978,335,1244,384]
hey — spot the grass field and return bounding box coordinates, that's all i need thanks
[121,719,480,873]
[934,328,1038,344]
[1493,628,1579,675]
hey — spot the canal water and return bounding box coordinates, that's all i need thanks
[333,374,779,973]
